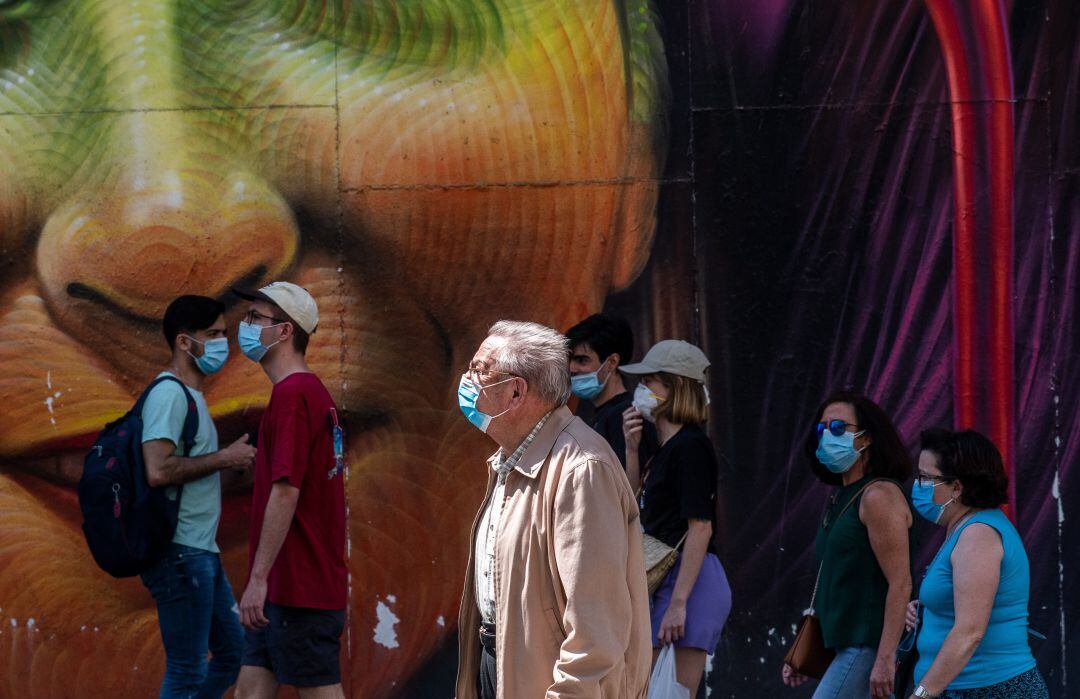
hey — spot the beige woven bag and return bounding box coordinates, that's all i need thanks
[644,531,688,594]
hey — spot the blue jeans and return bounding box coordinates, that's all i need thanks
[813,645,891,699]
[140,544,244,698]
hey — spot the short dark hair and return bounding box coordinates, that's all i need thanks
[919,428,1008,508]
[163,296,225,350]
[565,314,633,364]
[805,390,912,485]
[291,325,310,354]
[263,302,312,355]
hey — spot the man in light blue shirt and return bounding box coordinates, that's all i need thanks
[139,295,257,698]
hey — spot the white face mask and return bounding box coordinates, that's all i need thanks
[633,383,663,422]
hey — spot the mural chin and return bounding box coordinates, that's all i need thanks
[0,0,667,695]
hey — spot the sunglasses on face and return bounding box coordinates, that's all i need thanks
[815,419,861,439]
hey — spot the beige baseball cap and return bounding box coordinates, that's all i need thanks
[233,281,319,334]
[619,339,710,382]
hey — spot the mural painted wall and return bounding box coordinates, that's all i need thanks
[0,0,1077,697]
[0,1,667,696]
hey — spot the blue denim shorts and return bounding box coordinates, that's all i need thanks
[241,602,345,688]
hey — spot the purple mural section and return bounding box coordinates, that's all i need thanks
[607,0,1078,696]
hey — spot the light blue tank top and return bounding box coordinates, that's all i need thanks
[915,509,1036,689]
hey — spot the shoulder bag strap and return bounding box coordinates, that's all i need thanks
[636,456,692,552]
[836,477,888,521]
[634,456,654,499]
[808,477,890,611]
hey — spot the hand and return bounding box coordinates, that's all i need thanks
[623,406,644,452]
[222,433,257,470]
[905,599,920,631]
[657,598,686,645]
[239,575,269,630]
[781,663,809,688]
[870,655,895,698]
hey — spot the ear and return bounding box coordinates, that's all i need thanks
[175,334,192,353]
[606,353,621,368]
[278,321,295,343]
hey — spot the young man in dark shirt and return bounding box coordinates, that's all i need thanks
[566,314,657,468]
[232,282,347,699]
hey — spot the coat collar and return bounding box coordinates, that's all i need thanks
[486,405,574,480]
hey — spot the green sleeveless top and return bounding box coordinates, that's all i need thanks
[813,475,898,649]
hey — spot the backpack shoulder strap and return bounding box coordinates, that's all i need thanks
[134,375,200,453]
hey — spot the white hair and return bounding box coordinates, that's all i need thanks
[487,321,571,406]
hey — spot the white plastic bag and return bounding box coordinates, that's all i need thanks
[647,644,691,699]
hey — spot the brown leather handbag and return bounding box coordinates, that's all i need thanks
[783,562,835,678]
[784,479,885,678]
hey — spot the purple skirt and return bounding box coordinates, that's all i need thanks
[650,552,732,651]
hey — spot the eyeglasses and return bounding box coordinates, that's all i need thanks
[464,362,517,384]
[815,419,861,439]
[898,619,919,653]
[243,309,288,326]
[914,472,953,487]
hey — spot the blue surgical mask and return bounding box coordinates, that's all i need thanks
[815,429,867,473]
[238,320,282,362]
[458,374,515,433]
[570,365,609,401]
[184,336,229,375]
[912,481,955,524]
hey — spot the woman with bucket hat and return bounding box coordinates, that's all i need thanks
[622,340,731,697]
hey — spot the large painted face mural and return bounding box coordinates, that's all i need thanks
[0,1,667,695]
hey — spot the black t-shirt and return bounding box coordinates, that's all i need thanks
[640,423,718,554]
[590,391,658,469]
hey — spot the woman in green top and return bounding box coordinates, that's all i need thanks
[782,391,913,699]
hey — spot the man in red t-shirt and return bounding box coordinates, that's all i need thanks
[232,282,347,699]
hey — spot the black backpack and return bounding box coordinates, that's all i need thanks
[77,375,198,578]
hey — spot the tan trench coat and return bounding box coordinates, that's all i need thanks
[455,406,651,698]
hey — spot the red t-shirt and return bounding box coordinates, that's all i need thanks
[248,372,347,609]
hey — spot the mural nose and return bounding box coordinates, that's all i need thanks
[37,168,299,321]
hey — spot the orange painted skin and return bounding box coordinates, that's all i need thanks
[0,1,666,696]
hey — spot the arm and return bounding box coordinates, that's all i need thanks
[861,483,913,699]
[657,519,711,644]
[239,481,301,629]
[143,434,256,487]
[547,461,635,698]
[622,407,644,492]
[911,524,1001,697]
[140,382,256,486]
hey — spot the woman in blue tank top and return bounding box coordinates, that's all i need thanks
[904,429,1047,699]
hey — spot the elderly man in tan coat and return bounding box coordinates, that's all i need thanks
[454,320,651,699]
